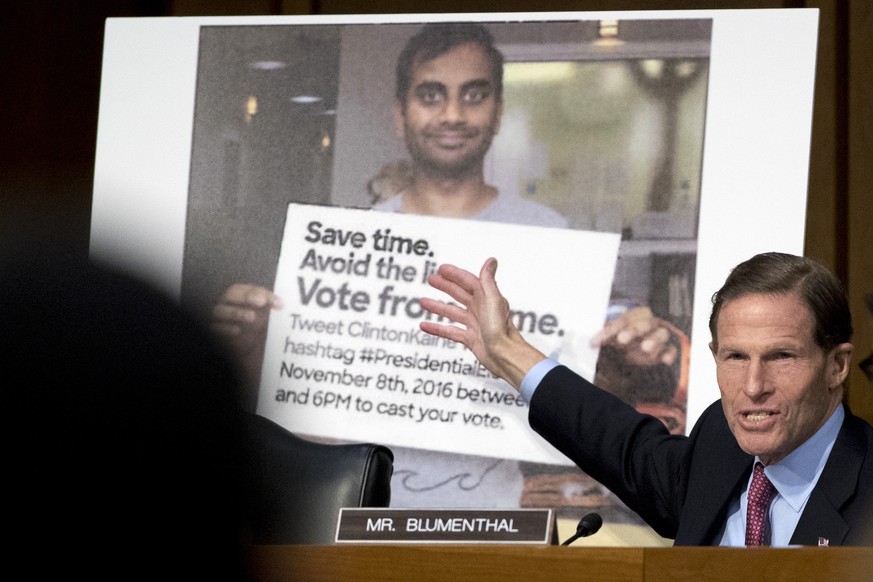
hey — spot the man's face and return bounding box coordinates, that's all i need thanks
[395,42,502,180]
[710,292,852,465]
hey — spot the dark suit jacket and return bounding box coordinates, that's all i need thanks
[529,365,873,546]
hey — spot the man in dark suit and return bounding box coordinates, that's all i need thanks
[418,252,872,546]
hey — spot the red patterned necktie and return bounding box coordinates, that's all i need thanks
[745,462,777,546]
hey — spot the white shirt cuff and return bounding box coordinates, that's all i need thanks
[520,358,560,402]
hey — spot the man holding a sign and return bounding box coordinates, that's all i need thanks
[212,22,686,512]
[214,22,681,415]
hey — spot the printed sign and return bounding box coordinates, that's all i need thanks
[256,203,619,464]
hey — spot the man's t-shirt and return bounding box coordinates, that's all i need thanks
[374,191,569,228]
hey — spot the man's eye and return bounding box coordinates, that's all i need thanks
[417,89,445,105]
[463,88,489,104]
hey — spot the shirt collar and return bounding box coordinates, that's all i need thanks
[759,405,844,512]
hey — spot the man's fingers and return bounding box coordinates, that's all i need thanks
[212,302,258,324]
[220,284,282,309]
[221,284,261,305]
[478,257,500,294]
[210,321,244,337]
[419,297,472,327]
[639,326,671,354]
[660,344,679,366]
[594,306,658,346]
[436,263,482,294]
[420,320,466,344]
[426,274,473,306]
[427,259,501,308]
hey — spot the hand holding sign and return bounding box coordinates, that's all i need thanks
[211,283,283,386]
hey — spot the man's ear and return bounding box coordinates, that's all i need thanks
[393,101,405,139]
[709,341,717,360]
[827,342,854,391]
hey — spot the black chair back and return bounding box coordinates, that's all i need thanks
[244,413,393,544]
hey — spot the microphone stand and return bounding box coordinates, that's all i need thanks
[561,513,603,546]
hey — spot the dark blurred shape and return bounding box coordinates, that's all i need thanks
[1,251,249,580]
[860,293,873,382]
[861,354,873,382]
[245,413,393,545]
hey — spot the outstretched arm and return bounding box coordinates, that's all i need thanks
[419,258,546,391]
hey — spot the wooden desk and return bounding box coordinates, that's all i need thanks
[248,545,872,581]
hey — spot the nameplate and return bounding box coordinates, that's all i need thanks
[335,508,554,544]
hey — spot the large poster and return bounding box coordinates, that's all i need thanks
[91,10,817,540]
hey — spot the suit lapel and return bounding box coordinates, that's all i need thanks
[790,412,866,545]
[675,404,753,545]
[678,447,750,544]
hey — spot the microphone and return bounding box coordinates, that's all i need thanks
[561,512,603,546]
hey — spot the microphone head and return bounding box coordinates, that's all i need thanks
[577,512,603,537]
[561,512,604,545]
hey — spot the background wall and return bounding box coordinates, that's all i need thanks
[2,0,870,421]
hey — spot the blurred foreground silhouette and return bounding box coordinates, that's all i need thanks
[1,250,251,580]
